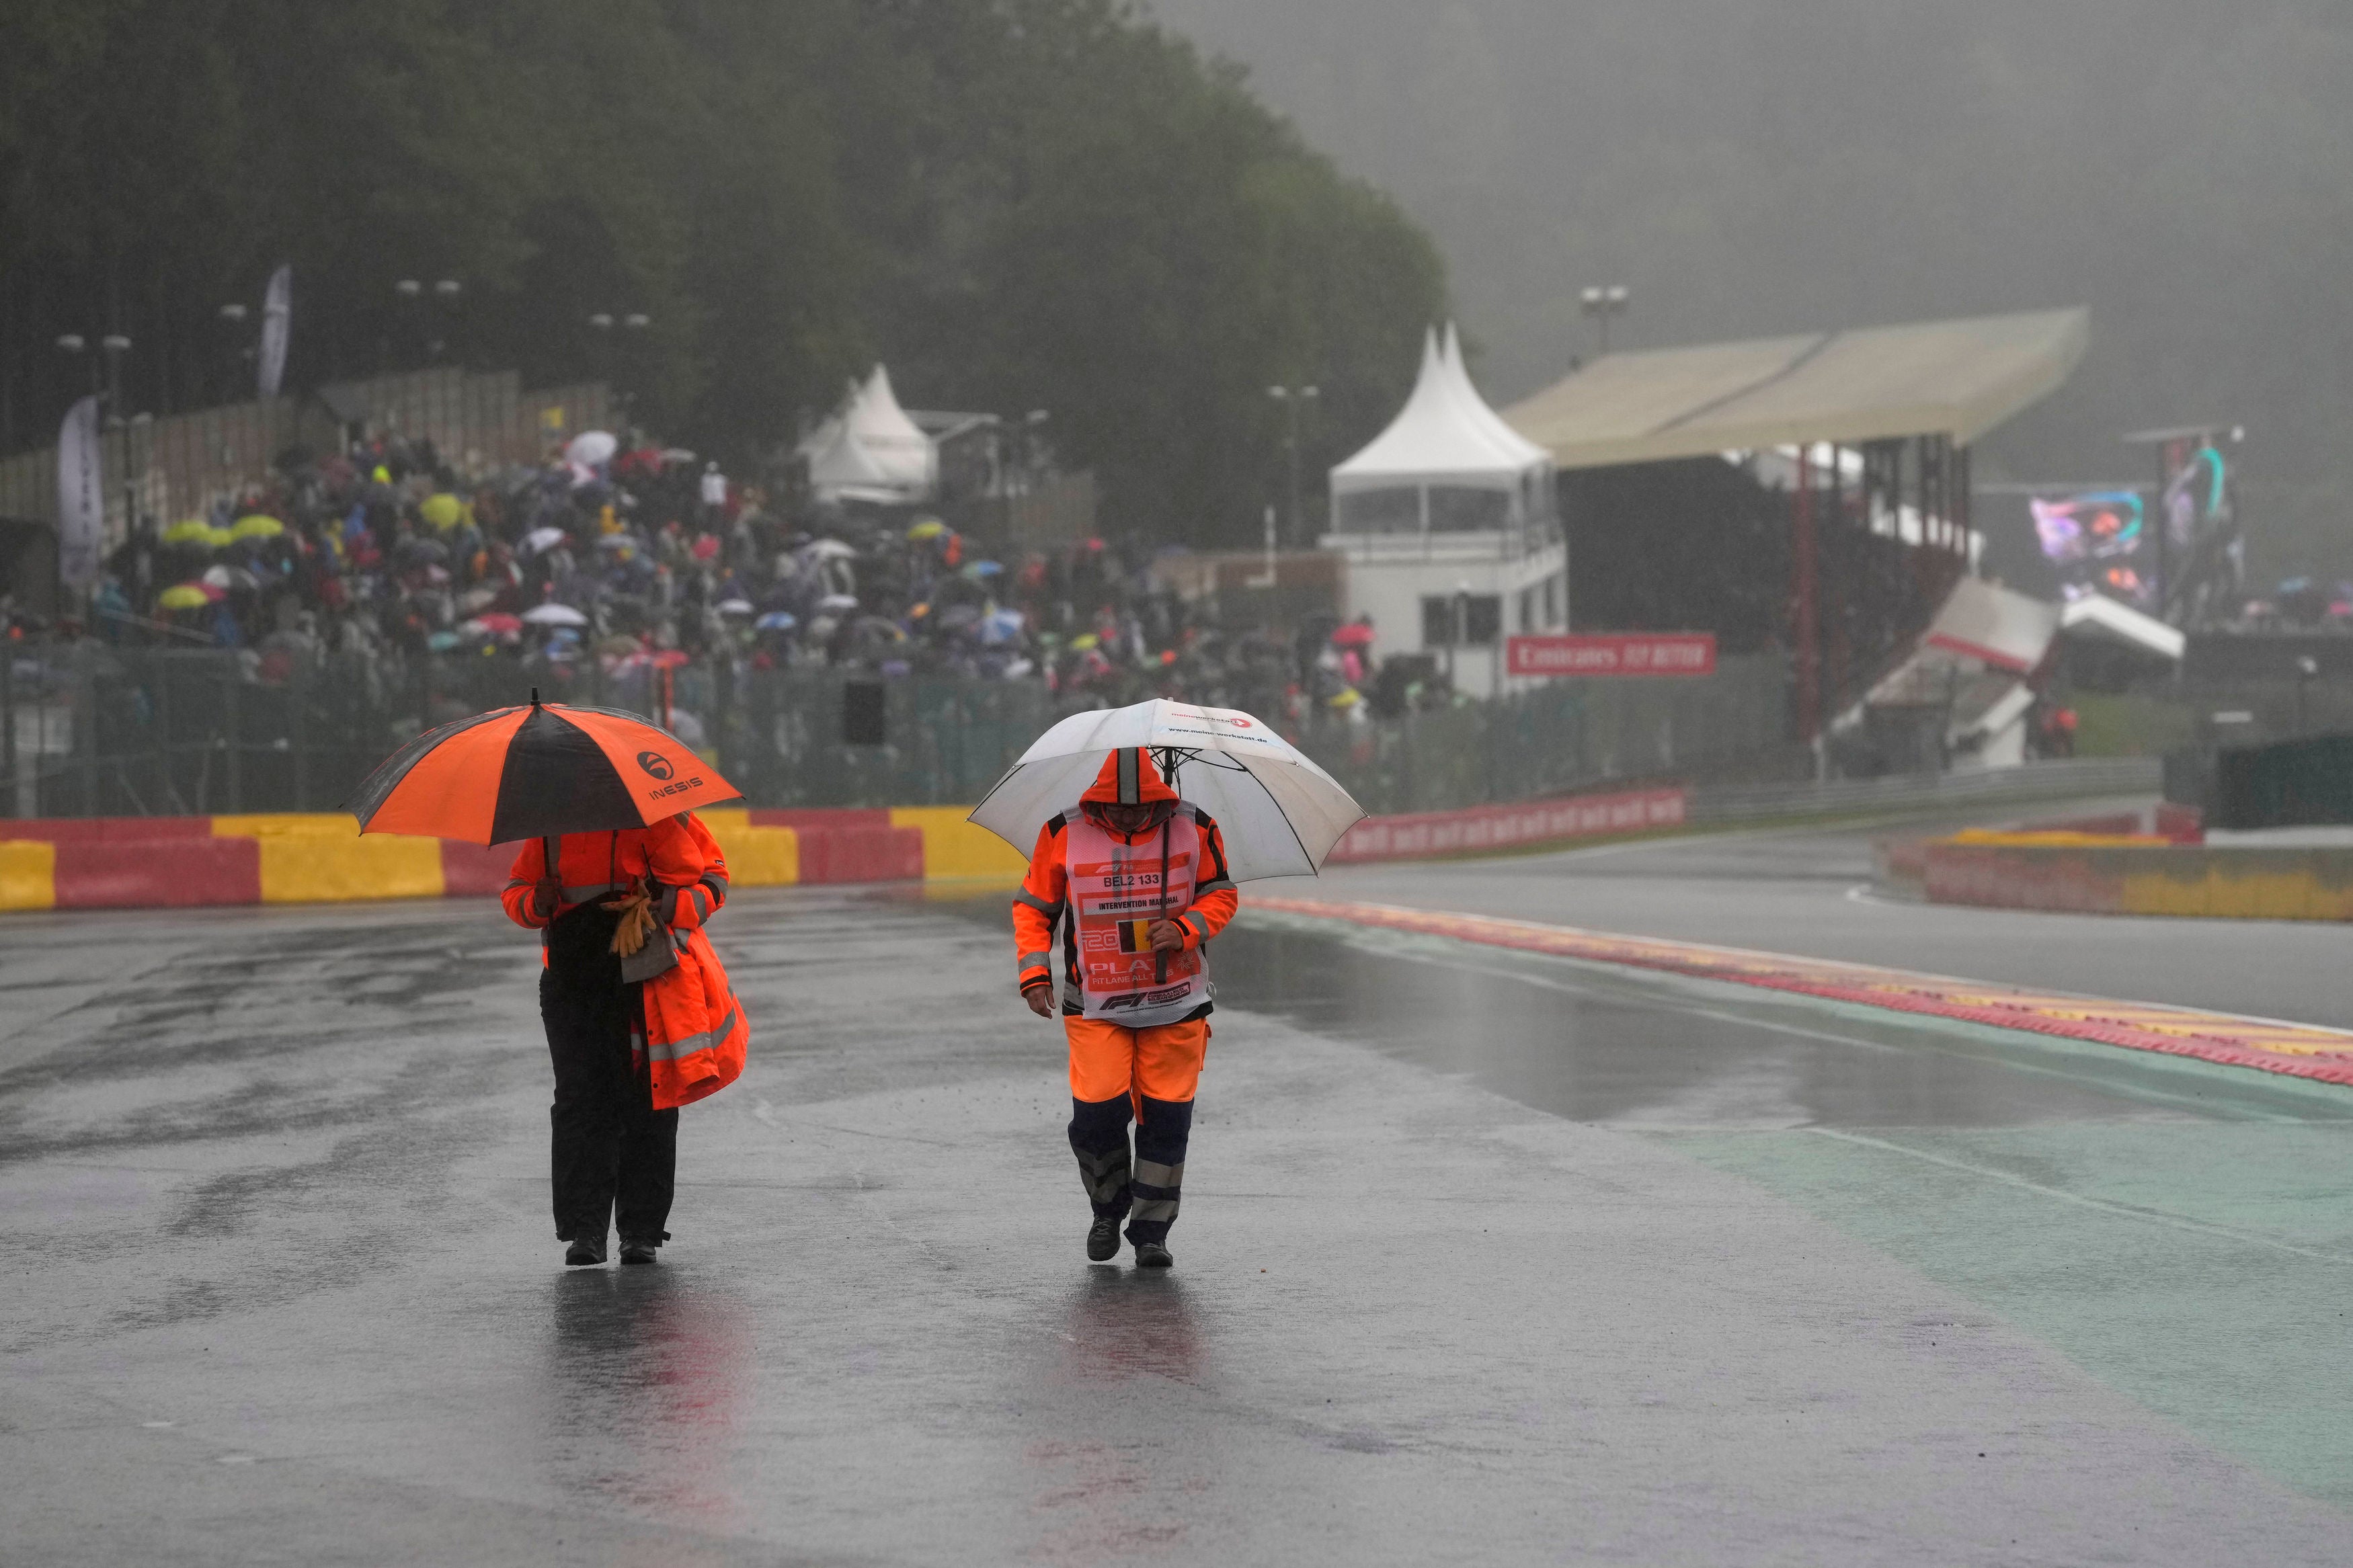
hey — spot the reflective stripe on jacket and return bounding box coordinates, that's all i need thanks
[500,817,720,932]
[637,921,750,1110]
[502,812,748,1110]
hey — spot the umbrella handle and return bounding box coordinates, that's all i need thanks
[1154,818,1171,985]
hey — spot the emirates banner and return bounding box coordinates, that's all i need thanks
[257,263,292,399]
[1506,632,1716,677]
[56,395,104,590]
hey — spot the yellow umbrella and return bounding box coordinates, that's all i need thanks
[907,518,949,541]
[158,584,214,610]
[231,513,285,541]
[420,493,465,531]
[1070,632,1100,651]
[207,526,238,550]
[162,518,214,546]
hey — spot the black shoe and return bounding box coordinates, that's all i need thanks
[1133,1241,1173,1269]
[619,1239,660,1266]
[564,1235,607,1267]
[1086,1216,1121,1262]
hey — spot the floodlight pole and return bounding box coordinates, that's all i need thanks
[1580,284,1630,357]
[1792,444,1821,772]
[1268,384,1319,546]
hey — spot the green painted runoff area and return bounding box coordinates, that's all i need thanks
[1233,909,2353,1510]
[1671,1123,2353,1510]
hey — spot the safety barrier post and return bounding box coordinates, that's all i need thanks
[1792,445,1819,757]
[1,629,14,818]
[77,642,95,817]
[291,664,309,811]
[223,669,242,814]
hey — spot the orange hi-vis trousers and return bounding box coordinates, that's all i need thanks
[1064,1018,1208,1106]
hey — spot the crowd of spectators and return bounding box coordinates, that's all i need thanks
[9,426,1443,745]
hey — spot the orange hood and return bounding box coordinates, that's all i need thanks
[1080,747,1176,807]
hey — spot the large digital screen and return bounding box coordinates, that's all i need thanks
[2030,489,2152,608]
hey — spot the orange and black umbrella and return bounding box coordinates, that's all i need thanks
[344,692,742,845]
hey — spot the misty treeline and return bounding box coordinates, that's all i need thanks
[0,0,1442,544]
[1156,0,2353,582]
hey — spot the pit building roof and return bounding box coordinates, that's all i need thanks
[1502,307,2089,472]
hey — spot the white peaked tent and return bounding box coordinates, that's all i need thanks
[1441,323,1548,468]
[1328,326,1552,536]
[803,415,900,503]
[801,364,937,503]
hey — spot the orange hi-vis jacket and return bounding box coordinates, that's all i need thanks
[500,814,730,934]
[1012,751,1238,1020]
[502,813,748,1110]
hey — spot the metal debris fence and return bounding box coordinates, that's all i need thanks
[3,642,1794,821]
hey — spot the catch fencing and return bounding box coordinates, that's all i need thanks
[1294,653,1794,816]
[3,641,1792,821]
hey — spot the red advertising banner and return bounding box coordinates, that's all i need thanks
[1324,786,1688,864]
[1506,632,1717,677]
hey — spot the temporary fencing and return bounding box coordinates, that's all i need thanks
[4,641,1789,823]
[1295,653,1791,816]
[0,643,1053,821]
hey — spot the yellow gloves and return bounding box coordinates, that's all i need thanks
[603,884,658,958]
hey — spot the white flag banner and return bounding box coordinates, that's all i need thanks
[258,263,292,399]
[56,395,105,590]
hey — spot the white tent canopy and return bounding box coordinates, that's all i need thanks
[1441,324,1548,468]
[1921,575,2061,674]
[801,364,937,503]
[803,415,900,503]
[2060,592,2186,663]
[1329,325,1553,537]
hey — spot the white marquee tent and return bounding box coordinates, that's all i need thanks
[1441,323,1549,470]
[801,364,937,503]
[1328,326,1553,538]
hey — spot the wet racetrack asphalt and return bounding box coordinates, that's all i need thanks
[4,807,2350,1564]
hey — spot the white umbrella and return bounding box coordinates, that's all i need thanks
[522,602,590,627]
[520,526,568,557]
[801,538,860,561]
[817,591,859,613]
[969,700,1364,882]
[565,430,619,467]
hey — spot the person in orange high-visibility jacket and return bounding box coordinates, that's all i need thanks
[502,811,748,1266]
[1012,747,1237,1268]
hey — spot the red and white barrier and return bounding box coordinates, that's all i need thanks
[1326,786,1687,864]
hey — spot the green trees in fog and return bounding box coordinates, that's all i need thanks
[0,0,1443,544]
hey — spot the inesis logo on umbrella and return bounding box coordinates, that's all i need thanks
[636,747,704,800]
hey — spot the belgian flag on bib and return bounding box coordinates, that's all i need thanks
[1115,917,1156,954]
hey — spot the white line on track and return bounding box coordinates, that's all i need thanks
[1802,1127,2353,1263]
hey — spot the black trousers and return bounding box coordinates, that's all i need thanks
[541,905,678,1244]
[1068,1094,1194,1245]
